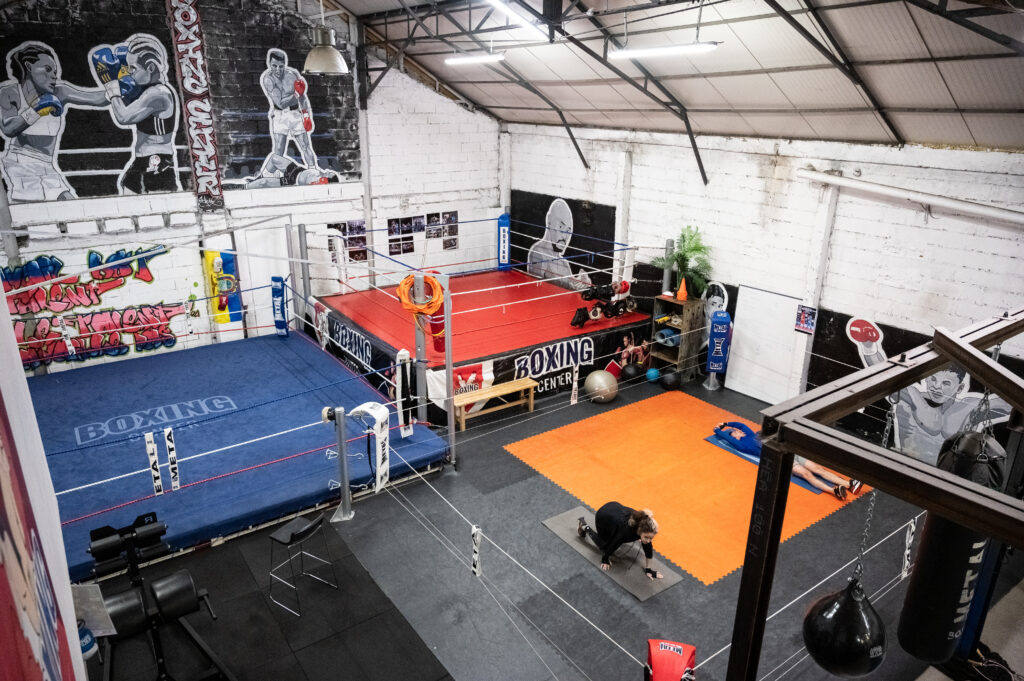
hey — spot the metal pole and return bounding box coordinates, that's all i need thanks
[298,223,311,304]
[441,273,457,469]
[284,223,301,323]
[331,408,355,522]
[414,274,429,422]
[0,181,20,266]
[661,239,674,293]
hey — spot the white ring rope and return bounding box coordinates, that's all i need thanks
[384,484,578,681]
[54,420,324,497]
[16,297,280,348]
[695,512,925,672]
[757,571,910,681]
[380,443,646,669]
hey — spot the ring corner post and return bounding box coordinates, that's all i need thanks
[439,272,458,470]
[497,212,511,272]
[330,407,355,523]
[726,435,793,681]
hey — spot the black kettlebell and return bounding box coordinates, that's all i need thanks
[803,578,886,677]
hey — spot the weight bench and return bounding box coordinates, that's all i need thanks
[452,377,539,431]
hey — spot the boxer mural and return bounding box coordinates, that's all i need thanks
[847,317,1011,466]
[526,198,593,291]
[257,49,319,179]
[88,34,181,194]
[0,41,107,202]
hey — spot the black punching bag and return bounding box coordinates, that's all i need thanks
[897,431,1005,663]
[803,578,886,677]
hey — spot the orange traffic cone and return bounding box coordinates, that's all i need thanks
[676,278,687,301]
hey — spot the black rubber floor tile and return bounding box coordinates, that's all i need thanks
[296,610,448,681]
[237,654,310,681]
[182,589,293,673]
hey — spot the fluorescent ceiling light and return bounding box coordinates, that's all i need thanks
[608,42,720,60]
[445,53,507,65]
[485,0,549,41]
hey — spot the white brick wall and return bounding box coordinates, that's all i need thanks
[5,76,1021,381]
[508,124,1024,359]
[362,66,504,277]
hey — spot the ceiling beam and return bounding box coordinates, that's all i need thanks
[762,0,904,145]
[429,4,591,169]
[434,103,1024,115]
[902,0,1024,55]
[420,51,1018,82]
[500,0,709,184]
[386,0,505,118]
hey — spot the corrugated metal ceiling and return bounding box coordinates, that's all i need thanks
[326,0,1024,164]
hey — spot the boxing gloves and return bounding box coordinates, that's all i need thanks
[92,47,121,85]
[848,318,881,343]
[302,110,313,132]
[294,78,307,96]
[20,93,63,125]
[92,45,142,104]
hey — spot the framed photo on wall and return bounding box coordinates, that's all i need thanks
[795,305,817,334]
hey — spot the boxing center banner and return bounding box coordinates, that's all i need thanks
[425,319,650,416]
[309,297,650,417]
[308,300,399,400]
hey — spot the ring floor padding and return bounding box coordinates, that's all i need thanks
[319,269,648,367]
[543,506,682,601]
[29,333,448,581]
[506,391,860,585]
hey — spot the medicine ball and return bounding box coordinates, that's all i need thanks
[646,368,661,383]
[584,370,618,403]
[621,363,644,381]
[659,371,680,390]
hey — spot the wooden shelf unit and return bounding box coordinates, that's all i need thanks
[649,295,704,382]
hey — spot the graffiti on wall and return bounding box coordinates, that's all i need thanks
[2,248,187,368]
[167,0,224,210]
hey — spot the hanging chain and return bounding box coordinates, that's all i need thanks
[853,407,892,580]
[881,403,894,451]
[977,344,1002,461]
[853,490,878,580]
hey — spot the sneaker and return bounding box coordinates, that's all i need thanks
[833,485,847,501]
[577,517,587,538]
[849,479,863,494]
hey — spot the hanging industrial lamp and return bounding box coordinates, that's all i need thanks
[304,0,349,75]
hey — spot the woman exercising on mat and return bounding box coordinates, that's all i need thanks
[713,422,862,500]
[578,502,663,580]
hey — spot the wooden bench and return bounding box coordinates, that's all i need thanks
[452,377,539,431]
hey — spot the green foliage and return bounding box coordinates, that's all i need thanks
[650,225,713,296]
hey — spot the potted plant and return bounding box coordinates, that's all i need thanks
[651,225,712,301]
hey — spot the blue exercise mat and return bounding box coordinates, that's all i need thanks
[30,332,448,581]
[704,435,823,495]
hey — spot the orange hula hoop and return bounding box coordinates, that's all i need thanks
[397,275,444,316]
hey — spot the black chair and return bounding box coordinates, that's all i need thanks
[268,512,338,616]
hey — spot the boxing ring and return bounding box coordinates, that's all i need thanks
[316,269,648,367]
[303,213,651,427]
[30,331,448,582]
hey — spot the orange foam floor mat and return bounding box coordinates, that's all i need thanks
[505,391,862,585]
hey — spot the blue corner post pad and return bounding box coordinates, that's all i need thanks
[272,276,289,337]
[497,213,511,271]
